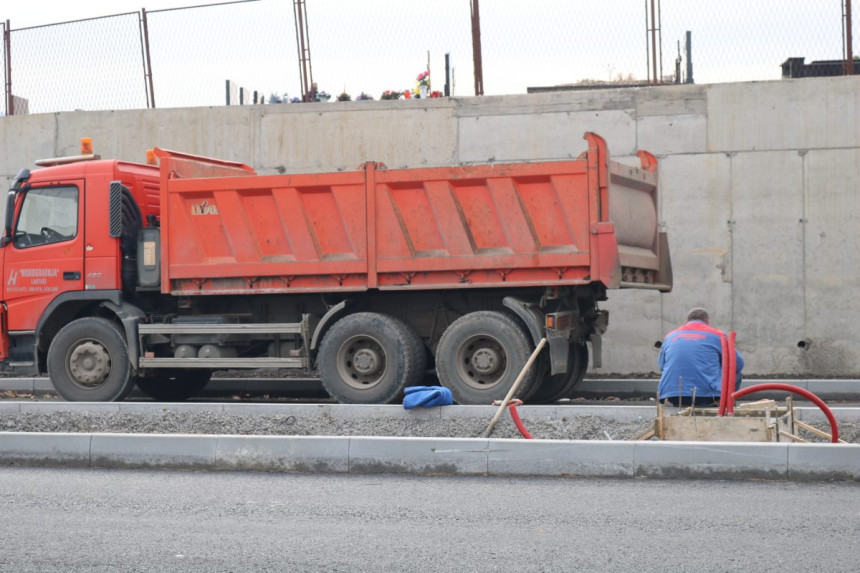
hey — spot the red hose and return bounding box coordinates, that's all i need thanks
[718,333,730,415]
[732,383,840,443]
[507,401,534,439]
[726,331,737,416]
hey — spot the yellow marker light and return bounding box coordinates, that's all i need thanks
[546,315,556,329]
[80,137,93,155]
[146,149,157,166]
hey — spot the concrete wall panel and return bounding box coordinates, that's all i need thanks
[656,153,734,332]
[457,109,635,163]
[637,113,707,155]
[634,84,707,117]
[1,114,57,182]
[802,148,860,374]
[600,289,664,376]
[730,151,805,375]
[707,76,860,152]
[258,102,457,174]
[55,107,257,167]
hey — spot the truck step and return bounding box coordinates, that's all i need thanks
[139,323,303,335]
[139,357,305,369]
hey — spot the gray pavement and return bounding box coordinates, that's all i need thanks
[1,399,859,482]
[4,468,858,572]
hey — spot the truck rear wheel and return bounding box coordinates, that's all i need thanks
[435,311,537,405]
[319,313,425,404]
[47,317,135,402]
[528,342,589,403]
[135,370,212,402]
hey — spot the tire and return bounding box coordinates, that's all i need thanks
[135,370,212,402]
[528,342,589,404]
[435,311,537,405]
[319,312,426,404]
[47,317,136,402]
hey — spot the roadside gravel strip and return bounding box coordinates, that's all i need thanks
[2,403,859,481]
[6,376,860,400]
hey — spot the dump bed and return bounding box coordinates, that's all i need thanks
[154,133,671,296]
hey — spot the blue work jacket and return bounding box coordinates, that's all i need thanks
[657,320,744,399]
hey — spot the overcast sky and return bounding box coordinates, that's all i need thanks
[1,1,854,112]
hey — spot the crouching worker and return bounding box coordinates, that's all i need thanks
[657,308,744,407]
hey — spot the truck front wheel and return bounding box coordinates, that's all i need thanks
[435,311,537,405]
[319,313,425,404]
[47,317,136,402]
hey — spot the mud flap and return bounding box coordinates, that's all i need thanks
[589,333,602,368]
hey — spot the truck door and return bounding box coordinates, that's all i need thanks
[3,182,85,331]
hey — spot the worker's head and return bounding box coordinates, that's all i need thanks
[687,308,709,324]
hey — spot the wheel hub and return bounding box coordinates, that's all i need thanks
[456,335,508,390]
[69,341,111,387]
[336,335,388,390]
[471,348,500,375]
[352,348,381,375]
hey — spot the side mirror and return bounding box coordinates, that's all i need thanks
[3,169,31,248]
[1,190,17,247]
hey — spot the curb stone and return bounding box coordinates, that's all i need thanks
[1,432,858,481]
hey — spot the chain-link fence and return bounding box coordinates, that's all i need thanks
[146,1,294,108]
[1,1,857,115]
[7,12,147,114]
[1,20,6,116]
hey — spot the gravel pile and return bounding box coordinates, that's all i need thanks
[1,407,857,442]
[0,410,651,440]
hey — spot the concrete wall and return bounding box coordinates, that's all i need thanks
[2,76,858,376]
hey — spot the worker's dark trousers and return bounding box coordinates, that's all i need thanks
[662,375,744,407]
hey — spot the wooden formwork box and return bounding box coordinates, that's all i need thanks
[636,398,841,443]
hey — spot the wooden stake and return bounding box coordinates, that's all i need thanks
[795,420,848,443]
[481,338,547,439]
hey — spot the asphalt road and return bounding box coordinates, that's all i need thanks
[1,467,857,572]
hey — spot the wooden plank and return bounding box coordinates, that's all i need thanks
[661,416,771,442]
[633,426,656,441]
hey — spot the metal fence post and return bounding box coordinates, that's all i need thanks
[141,8,156,108]
[470,0,483,96]
[846,0,855,75]
[4,20,11,115]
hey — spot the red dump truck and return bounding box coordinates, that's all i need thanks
[0,133,671,404]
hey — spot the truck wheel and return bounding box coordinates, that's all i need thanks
[47,317,135,402]
[435,311,537,405]
[527,342,589,403]
[135,370,212,402]
[319,313,426,404]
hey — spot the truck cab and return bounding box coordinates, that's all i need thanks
[0,141,159,393]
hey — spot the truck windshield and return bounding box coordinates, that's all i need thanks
[13,186,78,249]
